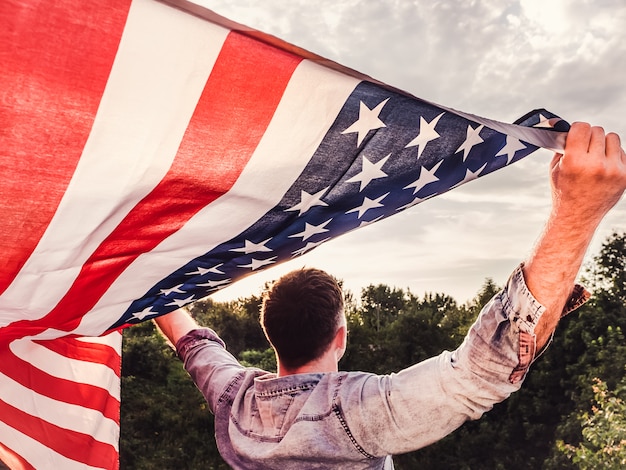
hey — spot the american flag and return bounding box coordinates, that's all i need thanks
[0,0,567,467]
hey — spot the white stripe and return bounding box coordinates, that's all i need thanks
[0,369,119,448]
[0,0,228,324]
[0,421,113,470]
[9,338,121,401]
[75,330,122,346]
[32,329,122,343]
[437,104,567,152]
[73,59,360,335]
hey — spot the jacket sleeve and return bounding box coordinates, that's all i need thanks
[175,328,245,414]
[340,264,586,456]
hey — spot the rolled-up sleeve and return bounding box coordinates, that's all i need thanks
[342,264,588,456]
[176,328,245,413]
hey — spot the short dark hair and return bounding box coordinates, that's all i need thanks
[260,268,344,369]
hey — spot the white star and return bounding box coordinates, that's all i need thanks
[535,114,561,128]
[404,160,443,195]
[346,154,390,191]
[405,113,444,158]
[239,257,277,270]
[286,188,329,216]
[132,306,156,321]
[341,98,389,147]
[292,238,330,256]
[230,238,272,254]
[456,124,484,161]
[165,295,195,308]
[496,136,526,164]
[346,193,389,219]
[289,219,332,241]
[186,264,224,276]
[452,163,488,189]
[198,278,232,288]
[159,284,186,296]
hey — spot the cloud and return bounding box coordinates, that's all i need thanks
[204,1,625,125]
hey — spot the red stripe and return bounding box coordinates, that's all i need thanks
[0,0,132,296]
[0,442,36,470]
[35,337,121,377]
[0,344,120,423]
[1,31,303,342]
[0,397,118,469]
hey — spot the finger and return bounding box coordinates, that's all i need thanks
[550,152,563,172]
[565,122,592,153]
[588,126,606,155]
[605,132,623,159]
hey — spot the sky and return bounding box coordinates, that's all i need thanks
[197,0,626,304]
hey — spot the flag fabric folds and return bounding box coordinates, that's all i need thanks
[0,333,121,469]
[1,0,567,467]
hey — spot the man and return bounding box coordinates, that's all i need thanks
[155,122,626,469]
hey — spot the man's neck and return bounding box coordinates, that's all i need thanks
[277,355,338,377]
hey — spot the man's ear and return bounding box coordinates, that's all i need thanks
[333,325,348,361]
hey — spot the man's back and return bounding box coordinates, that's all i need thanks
[175,266,542,469]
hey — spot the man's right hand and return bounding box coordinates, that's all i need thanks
[549,121,626,227]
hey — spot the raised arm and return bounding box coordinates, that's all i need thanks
[153,308,200,347]
[523,122,626,349]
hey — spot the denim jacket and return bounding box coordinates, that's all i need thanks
[176,265,588,469]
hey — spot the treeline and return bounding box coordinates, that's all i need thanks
[120,232,626,469]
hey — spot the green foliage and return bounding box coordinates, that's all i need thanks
[557,377,626,469]
[342,284,465,374]
[119,231,626,470]
[187,295,268,358]
[120,322,228,469]
[240,348,277,372]
[584,231,626,302]
[358,284,407,331]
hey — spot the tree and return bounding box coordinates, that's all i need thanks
[358,284,407,332]
[584,231,626,303]
[187,295,268,358]
[240,347,277,371]
[557,376,626,469]
[120,321,227,469]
